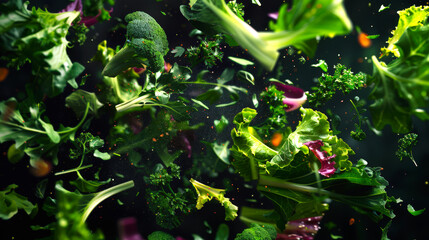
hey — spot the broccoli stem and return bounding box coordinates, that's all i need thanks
[102,46,147,77]
[201,0,279,70]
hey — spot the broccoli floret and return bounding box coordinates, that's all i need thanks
[234,223,277,240]
[147,231,175,240]
[102,11,168,77]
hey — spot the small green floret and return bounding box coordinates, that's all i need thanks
[234,223,277,240]
[396,133,419,166]
[147,231,175,240]
[102,11,168,77]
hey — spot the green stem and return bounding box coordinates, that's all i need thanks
[350,99,362,128]
[58,102,90,134]
[80,180,135,225]
[54,164,93,176]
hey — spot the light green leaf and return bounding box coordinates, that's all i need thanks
[311,59,328,72]
[378,4,390,12]
[407,204,426,216]
[192,98,210,109]
[38,118,60,143]
[237,70,255,85]
[228,56,254,66]
[93,150,111,160]
[214,115,229,133]
[190,178,238,221]
[381,5,429,57]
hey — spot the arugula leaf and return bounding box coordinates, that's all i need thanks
[0,184,37,220]
[0,98,90,163]
[0,0,84,98]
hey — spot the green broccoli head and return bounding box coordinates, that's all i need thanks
[102,11,168,77]
[147,231,175,240]
[125,11,168,54]
[234,223,277,240]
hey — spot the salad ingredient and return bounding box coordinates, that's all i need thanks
[181,0,352,71]
[102,11,168,76]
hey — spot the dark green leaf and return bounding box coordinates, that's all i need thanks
[0,184,37,220]
[214,115,229,133]
[66,90,104,118]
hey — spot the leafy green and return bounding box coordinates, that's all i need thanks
[190,178,238,221]
[0,184,37,220]
[0,98,90,163]
[186,35,224,68]
[381,6,429,57]
[181,0,352,70]
[369,23,429,133]
[0,0,84,98]
[231,108,394,229]
[255,85,289,137]
[311,59,328,72]
[65,90,104,118]
[349,97,368,141]
[145,164,194,229]
[379,4,391,12]
[228,56,254,66]
[308,64,366,108]
[54,180,134,239]
[214,115,229,133]
[396,133,418,166]
[380,220,392,240]
[56,132,111,193]
[202,140,231,164]
[407,204,426,216]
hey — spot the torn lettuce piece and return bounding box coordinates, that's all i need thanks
[190,178,238,221]
[381,5,429,57]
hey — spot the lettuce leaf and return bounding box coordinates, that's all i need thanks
[369,24,429,133]
[0,0,84,98]
[381,5,429,57]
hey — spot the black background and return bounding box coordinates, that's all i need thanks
[1,0,428,239]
